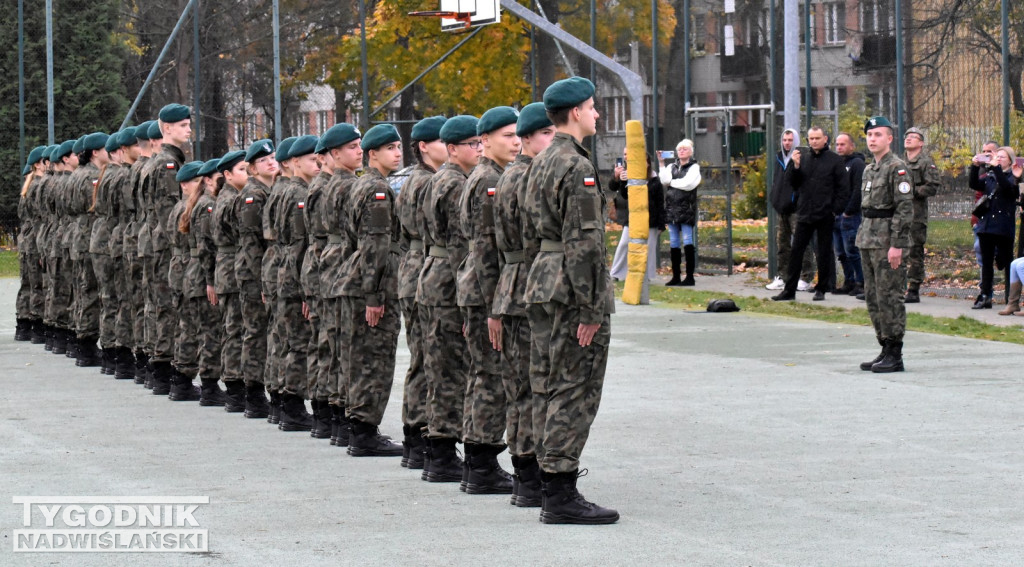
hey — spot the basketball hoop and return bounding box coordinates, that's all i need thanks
[408,10,476,29]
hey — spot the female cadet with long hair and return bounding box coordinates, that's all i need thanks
[14,146,48,343]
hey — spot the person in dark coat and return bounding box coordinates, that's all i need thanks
[833,132,866,296]
[658,139,701,286]
[968,146,1022,309]
[609,149,666,281]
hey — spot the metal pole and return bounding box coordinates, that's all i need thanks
[683,0,690,138]
[359,0,370,129]
[193,0,202,158]
[272,0,282,143]
[590,0,596,155]
[895,0,904,148]
[18,0,25,167]
[652,0,658,155]
[45,0,54,144]
[120,0,199,130]
[1002,0,1010,146]
[769,0,776,117]
[530,26,536,101]
[804,0,811,129]
[783,0,798,131]
[533,0,575,76]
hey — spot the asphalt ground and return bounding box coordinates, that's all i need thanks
[1,275,1023,566]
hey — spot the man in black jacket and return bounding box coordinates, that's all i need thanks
[833,132,866,296]
[767,128,815,290]
[773,127,851,301]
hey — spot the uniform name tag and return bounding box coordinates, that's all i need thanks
[583,177,596,186]
[374,192,386,200]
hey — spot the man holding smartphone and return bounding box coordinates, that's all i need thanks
[901,127,941,303]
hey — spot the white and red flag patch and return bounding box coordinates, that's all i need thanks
[374,192,386,200]
[297,202,305,209]
[583,177,596,186]
[487,187,496,196]
[166,162,176,169]
[245,197,254,204]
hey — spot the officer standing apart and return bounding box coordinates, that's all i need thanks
[521,77,618,524]
[857,117,913,373]
[901,127,940,303]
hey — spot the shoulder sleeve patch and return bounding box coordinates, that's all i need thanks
[898,182,911,194]
[897,169,907,176]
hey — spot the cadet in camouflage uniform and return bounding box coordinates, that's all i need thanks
[90,132,128,374]
[273,135,320,432]
[167,161,205,402]
[316,124,363,446]
[521,77,618,524]
[138,121,165,386]
[395,115,447,468]
[302,135,337,440]
[35,146,60,349]
[417,115,479,482]
[492,102,556,507]
[141,105,192,396]
[857,116,913,374]
[15,146,47,343]
[262,137,297,424]
[457,106,522,494]
[236,140,277,418]
[901,127,940,303]
[211,150,249,412]
[109,127,140,379]
[122,123,155,383]
[45,141,77,355]
[61,136,86,361]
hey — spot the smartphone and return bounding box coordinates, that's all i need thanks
[1015,157,1024,168]
[615,157,625,168]
[660,150,675,159]
[796,146,811,155]
[975,154,991,164]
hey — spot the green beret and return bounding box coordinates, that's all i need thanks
[118,127,138,147]
[148,121,163,140]
[517,102,553,137]
[245,139,275,162]
[276,137,298,162]
[905,126,925,142]
[411,116,447,142]
[289,135,319,158]
[217,150,246,172]
[105,132,122,153]
[360,124,401,151]
[543,76,596,111]
[134,121,154,141]
[477,106,520,136]
[27,146,47,166]
[83,132,109,152]
[159,103,191,124]
[54,140,75,161]
[198,158,221,177]
[175,161,205,183]
[864,116,893,133]
[72,136,86,155]
[440,115,479,144]
[22,164,31,175]
[44,144,60,161]
[315,123,362,153]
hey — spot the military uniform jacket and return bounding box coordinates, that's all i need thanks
[855,151,914,250]
[395,163,435,300]
[319,169,359,299]
[904,152,940,224]
[234,177,270,294]
[68,163,100,261]
[275,177,309,300]
[56,172,76,254]
[417,163,470,307]
[147,144,186,255]
[34,174,56,256]
[261,177,288,297]
[29,174,51,255]
[122,157,148,258]
[301,170,331,298]
[185,193,216,299]
[492,154,531,318]
[167,199,189,293]
[521,132,614,325]
[457,156,502,311]
[90,163,127,255]
[337,168,400,306]
[18,176,40,256]
[211,185,241,294]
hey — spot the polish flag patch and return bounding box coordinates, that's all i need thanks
[897,169,907,176]
[487,187,496,196]
[207,206,213,213]
[166,162,176,169]
[374,192,386,200]
[245,197,254,204]
[91,179,98,186]
[583,177,596,186]
[297,202,305,209]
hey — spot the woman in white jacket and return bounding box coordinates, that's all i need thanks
[658,139,701,285]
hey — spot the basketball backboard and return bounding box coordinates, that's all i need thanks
[439,0,500,31]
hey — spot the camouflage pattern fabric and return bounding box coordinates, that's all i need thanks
[235,178,270,385]
[904,152,941,289]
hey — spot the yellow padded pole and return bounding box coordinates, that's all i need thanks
[622,120,650,305]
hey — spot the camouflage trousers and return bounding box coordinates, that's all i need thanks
[93,252,118,348]
[400,298,429,427]
[906,222,928,289]
[501,314,536,458]
[862,247,907,340]
[44,253,72,329]
[777,212,815,282]
[73,255,100,339]
[120,253,144,352]
[175,295,223,379]
[461,306,507,446]
[18,253,45,321]
[147,250,177,362]
[274,296,311,397]
[239,285,268,385]
[219,292,244,383]
[16,252,30,319]
[323,297,349,408]
[265,291,281,388]
[528,302,610,474]
[342,295,400,425]
[421,304,468,440]
[305,296,333,402]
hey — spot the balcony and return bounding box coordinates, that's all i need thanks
[853,34,897,69]
[720,44,766,81]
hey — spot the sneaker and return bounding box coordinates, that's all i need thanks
[797,280,812,292]
[765,276,784,290]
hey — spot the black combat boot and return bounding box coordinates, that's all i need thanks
[267,391,282,425]
[243,383,270,419]
[402,424,426,469]
[44,325,55,351]
[114,348,136,380]
[540,470,619,525]
[424,438,463,483]
[871,337,905,373]
[134,351,149,385]
[51,328,68,355]
[681,244,696,286]
[15,319,30,341]
[278,393,313,432]
[860,336,886,371]
[223,381,246,413]
[199,379,227,406]
[168,369,201,401]
[904,285,921,304]
[329,405,342,445]
[460,443,473,492]
[420,437,434,481]
[335,406,352,448]
[465,444,514,495]
[30,321,46,344]
[347,418,403,456]
[150,361,172,396]
[310,400,332,439]
[75,337,102,368]
[512,455,543,508]
[665,247,682,286]
[100,347,117,375]
[66,333,81,360]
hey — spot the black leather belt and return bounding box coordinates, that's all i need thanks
[862,208,894,219]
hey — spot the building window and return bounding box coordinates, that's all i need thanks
[749,92,765,130]
[603,96,628,134]
[292,114,308,137]
[693,92,710,133]
[866,86,893,117]
[824,3,846,44]
[824,87,847,111]
[316,111,330,135]
[861,0,893,36]
[799,5,815,46]
[693,14,707,53]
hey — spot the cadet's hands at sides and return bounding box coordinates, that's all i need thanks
[577,323,600,347]
[366,305,384,327]
[487,317,503,351]
[888,246,903,269]
[206,285,218,306]
[302,301,309,320]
